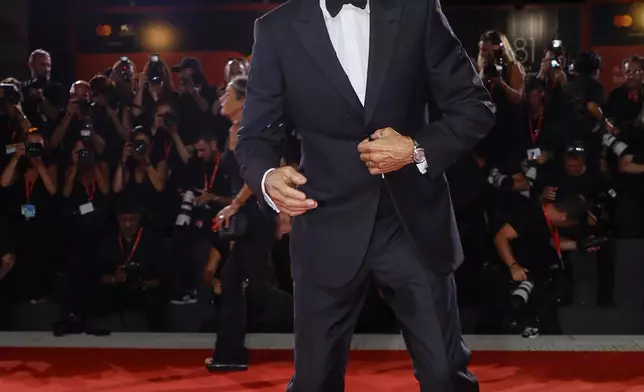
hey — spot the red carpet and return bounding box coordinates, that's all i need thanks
[2,348,644,391]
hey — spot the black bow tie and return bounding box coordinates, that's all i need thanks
[326,0,368,18]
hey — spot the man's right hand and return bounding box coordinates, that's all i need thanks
[265,166,317,216]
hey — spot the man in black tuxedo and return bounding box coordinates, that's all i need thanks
[235,0,495,390]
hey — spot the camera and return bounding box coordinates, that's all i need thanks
[487,168,513,191]
[162,112,177,128]
[23,76,47,91]
[483,61,504,80]
[77,148,93,165]
[132,139,149,157]
[77,98,92,118]
[176,190,196,226]
[146,53,164,85]
[118,56,133,82]
[26,142,43,158]
[0,83,21,105]
[511,279,535,309]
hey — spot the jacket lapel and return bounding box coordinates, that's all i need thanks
[364,0,402,126]
[292,0,364,116]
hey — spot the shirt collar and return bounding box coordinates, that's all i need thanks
[320,0,370,21]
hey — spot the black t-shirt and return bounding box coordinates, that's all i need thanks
[91,107,126,169]
[537,165,603,203]
[519,109,560,158]
[177,87,216,145]
[64,171,110,219]
[94,228,166,281]
[476,78,522,169]
[604,84,642,132]
[182,155,231,196]
[4,155,57,221]
[21,81,67,133]
[494,195,560,271]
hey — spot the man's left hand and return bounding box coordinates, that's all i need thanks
[358,127,413,175]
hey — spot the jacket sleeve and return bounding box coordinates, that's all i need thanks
[417,0,496,180]
[235,18,287,207]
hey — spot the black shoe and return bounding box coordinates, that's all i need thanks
[205,357,248,372]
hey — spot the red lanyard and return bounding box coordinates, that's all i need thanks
[24,174,39,204]
[542,205,561,259]
[164,140,172,159]
[628,89,639,103]
[150,134,173,160]
[529,115,543,144]
[204,154,222,190]
[119,228,143,262]
[81,176,96,202]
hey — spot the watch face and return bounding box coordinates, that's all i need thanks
[413,148,426,163]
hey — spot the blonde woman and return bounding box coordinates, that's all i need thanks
[476,30,528,190]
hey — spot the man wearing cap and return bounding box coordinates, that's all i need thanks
[235,0,494,391]
[172,57,216,144]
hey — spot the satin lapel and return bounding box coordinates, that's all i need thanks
[292,0,364,115]
[364,0,402,126]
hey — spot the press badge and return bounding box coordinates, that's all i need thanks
[527,148,542,161]
[21,204,36,219]
[79,202,95,215]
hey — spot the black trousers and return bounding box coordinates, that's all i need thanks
[286,211,477,392]
[213,211,277,362]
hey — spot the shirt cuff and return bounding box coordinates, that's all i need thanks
[416,160,428,174]
[261,168,280,213]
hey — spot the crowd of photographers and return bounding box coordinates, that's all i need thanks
[0,49,296,337]
[1,28,643,339]
[449,30,644,338]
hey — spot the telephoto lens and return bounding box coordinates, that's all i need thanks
[176,191,196,226]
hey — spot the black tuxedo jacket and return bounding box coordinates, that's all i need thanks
[236,0,495,288]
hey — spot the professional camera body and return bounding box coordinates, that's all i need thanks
[482,56,505,80]
[0,83,22,105]
[118,56,133,82]
[132,139,149,158]
[25,142,43,158]
[146,54,165,85]
[163,112,177,128]
[23,76,47,91]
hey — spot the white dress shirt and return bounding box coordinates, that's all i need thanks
[261,0,426,213]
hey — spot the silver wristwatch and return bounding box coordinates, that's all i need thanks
[412,139,426,164]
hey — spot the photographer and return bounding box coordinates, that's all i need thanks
[112,127,168,231]
[0,130,58,303]
[89,75,131,169]
[173,58,216,145]
[560,51,604,171]
[62,140,110,262]
[131,54,176,123]
[520,78,560,174]
[476,31,527,196]
[91,202,167,331]
[604,55,643,134]
[539,144,615,305]
[493,197,588,338]
[21,50,66,132]
[107,57,137,109]
[0,79,31,165]
[170,129,231,305]
[49,81,107,163]
[536,41,568,113]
